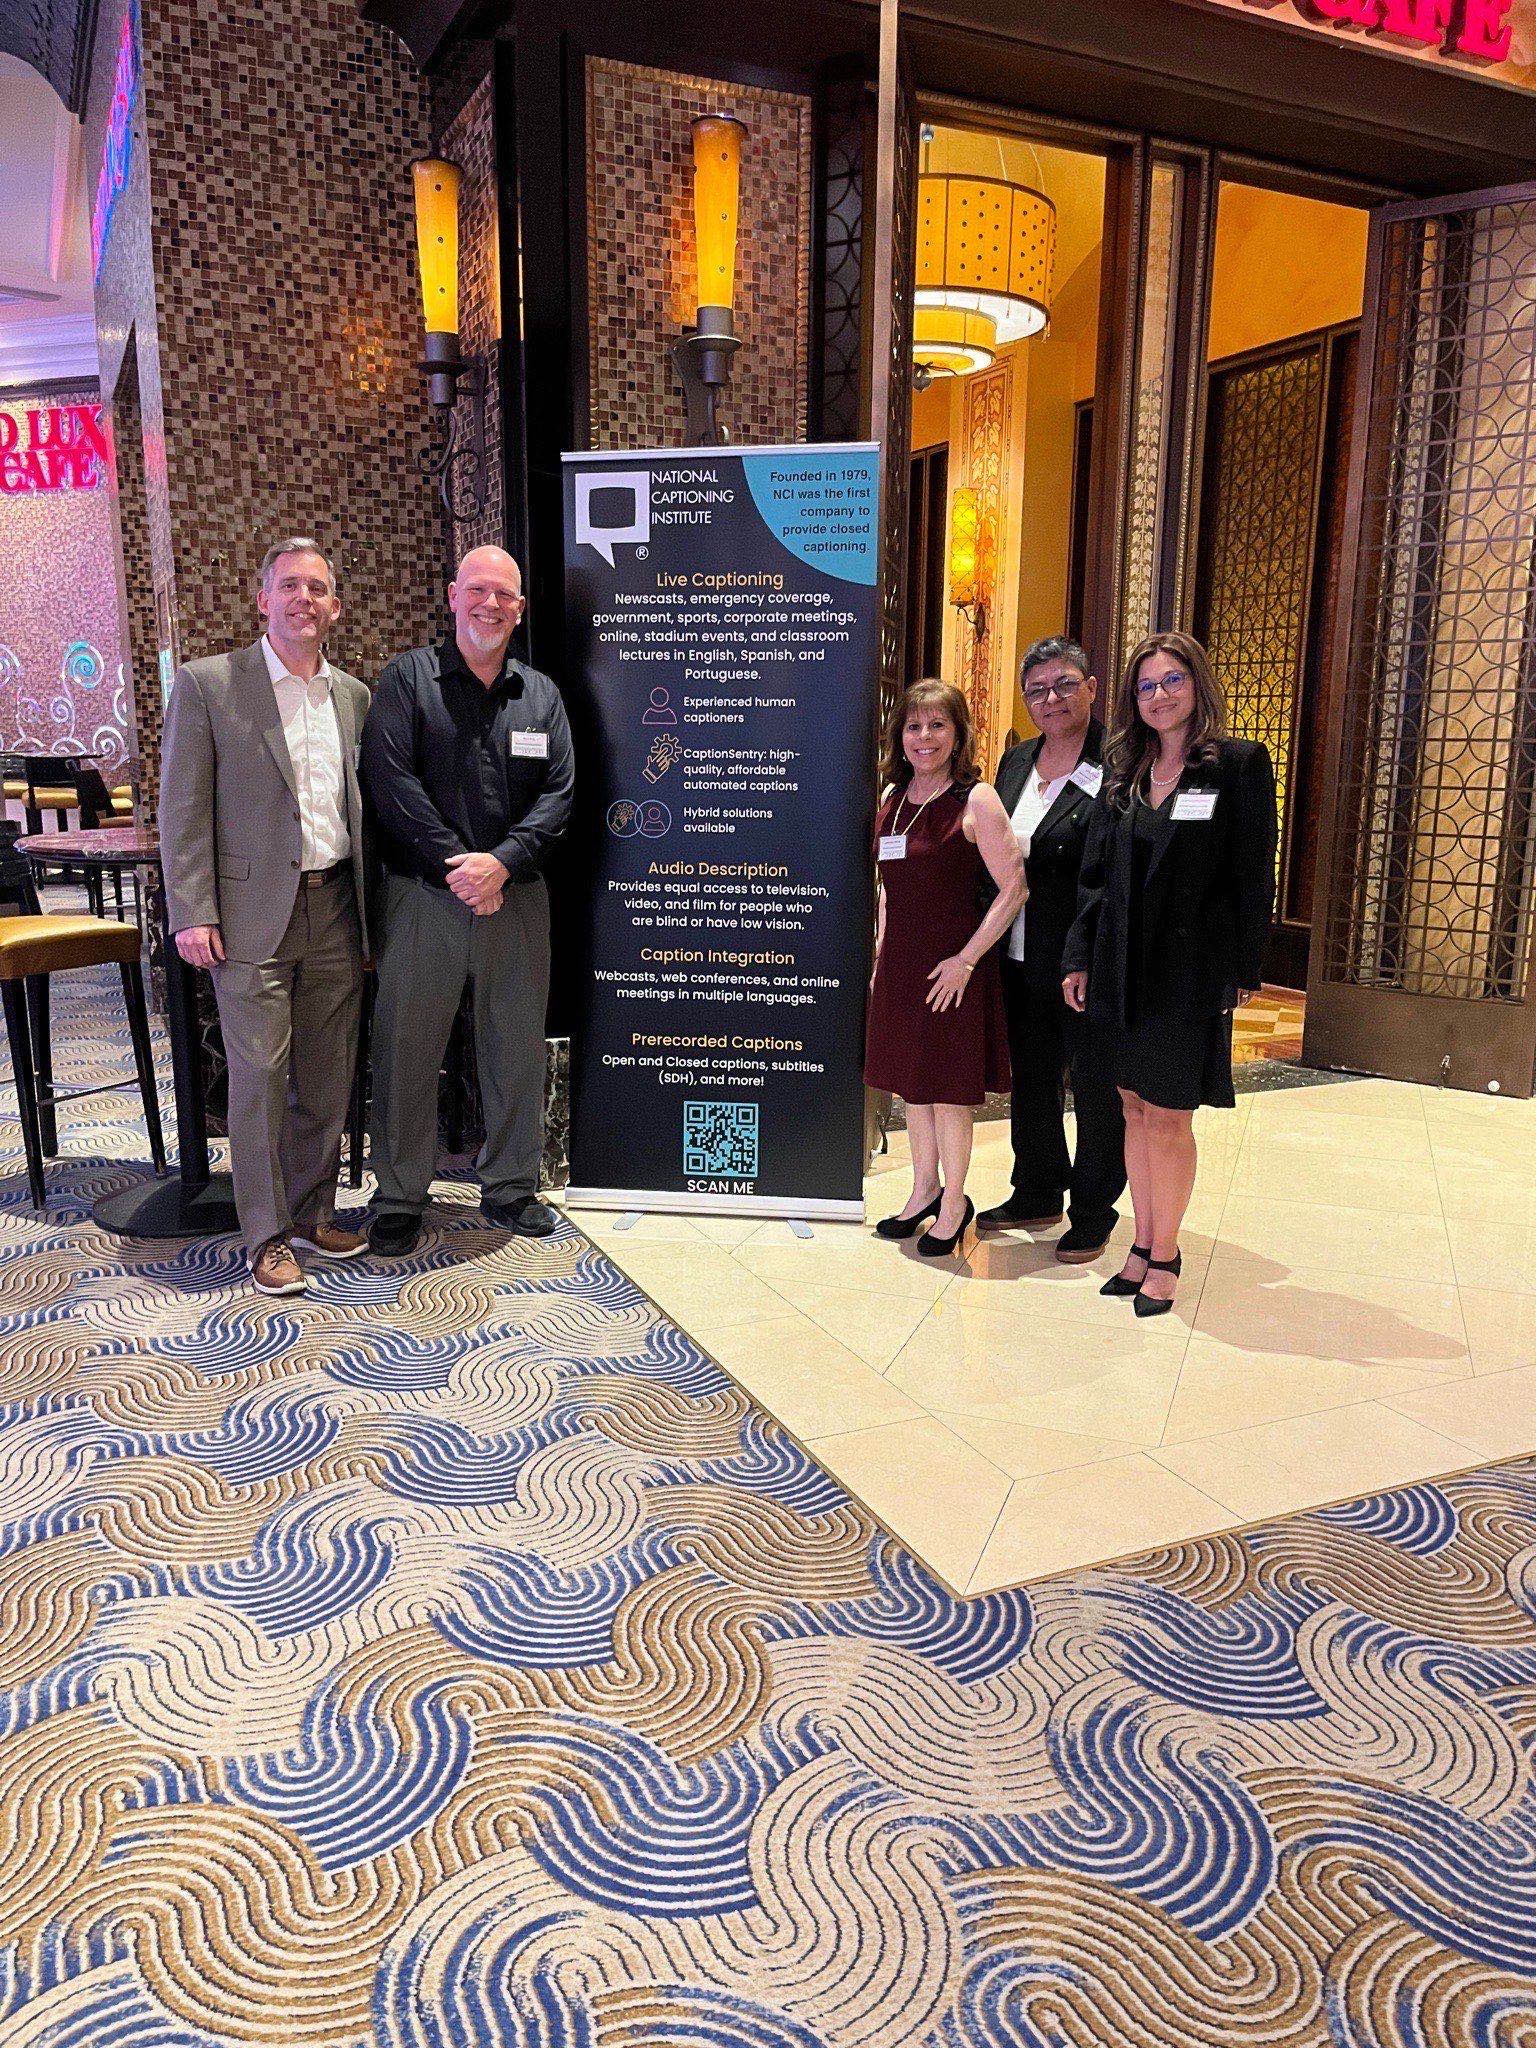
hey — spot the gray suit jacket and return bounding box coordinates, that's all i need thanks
[159,640,370,963]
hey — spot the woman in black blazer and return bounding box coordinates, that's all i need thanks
[981,636,1126,1262]
[1063,631,1276,1316]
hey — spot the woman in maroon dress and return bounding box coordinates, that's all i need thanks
[865,679,1025,1256]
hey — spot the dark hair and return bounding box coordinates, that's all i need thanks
[1019,635,1090,691]
[1103,630,1227,811]
[879,678,980,793]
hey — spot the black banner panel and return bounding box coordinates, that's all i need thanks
[563,444,880,1217]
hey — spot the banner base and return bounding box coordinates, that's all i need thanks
[565,1186,864,1222]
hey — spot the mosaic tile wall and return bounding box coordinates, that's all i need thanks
[84,0,448,812]
[584,59,813,452]
[439,63,506,567]
[0,389,131,776]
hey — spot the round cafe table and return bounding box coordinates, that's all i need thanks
[16,827,238,1238]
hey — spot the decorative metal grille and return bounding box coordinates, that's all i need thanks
[1323,196,1536,1004]
[1119,163,1178,673]
[818,76,865,446]
[875,63,918,742]
[1198,343,1324,865]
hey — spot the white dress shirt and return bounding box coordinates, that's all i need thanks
[1006,764,1059,963]
[262,635,351,871]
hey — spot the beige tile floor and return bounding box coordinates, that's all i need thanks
[569,1072,1536,1594]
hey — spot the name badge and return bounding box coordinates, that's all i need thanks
[878,833,908,861]
[508,729,549,760]
[1070,761,1104,798]
[1171,790,1217,822]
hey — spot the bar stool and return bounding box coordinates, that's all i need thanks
[0,913,166,1211]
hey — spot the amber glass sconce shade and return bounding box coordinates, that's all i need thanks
[674,114,748,445]
[410,157,486,520]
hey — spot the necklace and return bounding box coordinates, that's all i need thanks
[894,778,952,834]
[1149,759,1185,788]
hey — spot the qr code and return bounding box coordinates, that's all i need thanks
[683,1101,759,1178]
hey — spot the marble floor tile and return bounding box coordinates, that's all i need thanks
[1385,1365,1536,1462]
[1154,1403,1479,1522]
[809,1416,1013,1592]
[687,1314,926,1440]
[970,1456,1235,1591]
[1162,1331,1471,1444]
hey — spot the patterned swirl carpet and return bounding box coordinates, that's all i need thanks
[2,967,1535,2045]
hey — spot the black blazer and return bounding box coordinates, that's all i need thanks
[994,718,1107,990]
[1062,738,1277,1026]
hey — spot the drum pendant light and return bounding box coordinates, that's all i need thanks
[914,170,1056,366]
[912,305,998,383]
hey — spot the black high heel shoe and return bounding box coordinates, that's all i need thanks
[875,1195,942,1242]
[1100,1245,1151,1298]
[918,1197,975,1259]
[1134,1251,1182,1318]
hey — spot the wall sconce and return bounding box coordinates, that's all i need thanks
[412,156,487,520]
[673,115,747,446]
[949,486,991,643]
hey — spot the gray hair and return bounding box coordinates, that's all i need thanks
[1019,634,1090,688]
[257,537,336,594]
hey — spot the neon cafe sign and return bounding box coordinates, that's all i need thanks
[1226,0,1515,62]
[92,6,138,276]
[0,405,112,495]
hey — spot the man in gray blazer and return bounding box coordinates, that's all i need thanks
[159,538,369,1294]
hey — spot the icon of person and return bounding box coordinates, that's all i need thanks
[637,801,671,837]
[642,687,677,727]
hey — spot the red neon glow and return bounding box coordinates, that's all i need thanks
[0,406,113,495]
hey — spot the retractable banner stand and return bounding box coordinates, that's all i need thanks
[563,442,880,1218]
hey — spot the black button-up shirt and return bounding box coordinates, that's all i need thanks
[361,638,575,886]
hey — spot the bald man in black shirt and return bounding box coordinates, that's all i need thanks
[362,546,574,1253]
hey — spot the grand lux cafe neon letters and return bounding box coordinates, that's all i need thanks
[1224,0,1515,62]
[0,405,112,495]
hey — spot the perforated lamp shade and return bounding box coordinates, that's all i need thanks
[692,116,746,316]
[916,173,1056,345]
[412,157,461,336]
[913,305,997,378]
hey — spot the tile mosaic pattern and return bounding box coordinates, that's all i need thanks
[3,967,1536,2043]
[84,0,447,813]
[584,58,813,452]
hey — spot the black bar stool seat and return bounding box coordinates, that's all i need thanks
[0,912,166,1211]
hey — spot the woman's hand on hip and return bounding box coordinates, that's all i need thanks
[927,955,974,1012]
[1062,971,1088,1013]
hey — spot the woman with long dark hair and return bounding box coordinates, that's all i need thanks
[1062,632,1276,1315]
[865,679,1024,1257]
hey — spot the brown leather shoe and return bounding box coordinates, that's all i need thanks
[292,1218,368,1260]
[251,1237,308,1296]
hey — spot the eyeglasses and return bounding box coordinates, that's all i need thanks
[1135,671,1191,699]
[1023,675,1086,705]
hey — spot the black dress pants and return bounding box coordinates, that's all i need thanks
[1002,960,1126,1242]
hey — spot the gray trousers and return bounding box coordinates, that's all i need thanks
[370,872,550,1216]
[210,869,363,1251]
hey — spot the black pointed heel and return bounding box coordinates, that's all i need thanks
[918,1196,975,1259]
[1101,1245,1152,1298]
[875,1194,942,1241]
[1134,1251,1182,1318]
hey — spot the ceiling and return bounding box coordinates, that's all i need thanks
[0,0,97,112]
[0,50,98,389]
